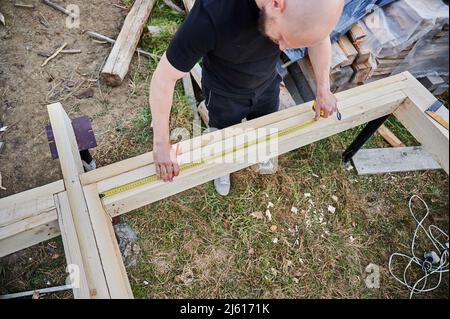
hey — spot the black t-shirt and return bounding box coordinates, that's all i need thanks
[166,0,281,99]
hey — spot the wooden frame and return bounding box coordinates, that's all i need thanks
[0,72,448,298]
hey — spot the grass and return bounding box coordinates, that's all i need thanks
[0,0,448,299]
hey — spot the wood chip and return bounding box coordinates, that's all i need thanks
[250,211,264,220]
[265,209,272,221]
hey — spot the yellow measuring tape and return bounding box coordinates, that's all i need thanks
[99,116,318,199]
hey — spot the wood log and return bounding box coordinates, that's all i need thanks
[101,0,156,86]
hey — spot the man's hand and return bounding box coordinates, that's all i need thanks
[153,141,180,182]
[314,89,337,121]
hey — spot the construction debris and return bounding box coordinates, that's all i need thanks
[296,0,449,95]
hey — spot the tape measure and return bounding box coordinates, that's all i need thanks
[313,101,342,121]
[99,104,342,199]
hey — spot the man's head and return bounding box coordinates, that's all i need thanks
[257,0,344,50]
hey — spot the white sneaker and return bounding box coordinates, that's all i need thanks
[258,158,276,175]
[214,174,231,196]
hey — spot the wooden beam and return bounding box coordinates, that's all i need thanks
[80,73,410,187]
[101,0,156,86]
[352,147,441,175]
[0,180,64,258]
[348,21,366,43]
[394,73,449,173]
[0,180,64,227]
[337,35,358,67]
[54,192,90,299]
[47,103,110,298]
[100,77,409,216]
[0,210,59,258]
[297,57,317,93]
[377,124,405,148]
[84,184,133,298]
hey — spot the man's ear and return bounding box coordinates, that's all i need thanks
[273,0,286,11]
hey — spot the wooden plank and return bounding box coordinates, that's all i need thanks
[297,57,317,93]
[352,147,441,175]
[351,61,372,84]
[83,184,133,299]
[354,41,371,64]
[337,36,358,67]
[54,192,90,299]
[101,86,407,216]
[0,214,60,258]
[377,124,405,148]
[394,73,449,174]
[101,0,156,86]
[279,82,296,110]
[331,41,349,69]
[331,66,354,90]
[190,63,202,88]
[80,73,410,186]
[0,180,64,227]
[96,77,410,197]
[47,103,110,298]
[348,22,366,42]
[0,180,65,226]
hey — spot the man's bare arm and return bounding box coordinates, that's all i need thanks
[149,52,186,182]
[307,37,337,120]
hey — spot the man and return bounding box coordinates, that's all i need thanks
[149,0,344,195]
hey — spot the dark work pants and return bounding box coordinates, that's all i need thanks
[202,75,281,130]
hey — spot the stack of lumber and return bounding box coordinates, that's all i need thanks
[298,0,449,95]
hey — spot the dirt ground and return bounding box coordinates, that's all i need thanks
[0,0,148,197]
